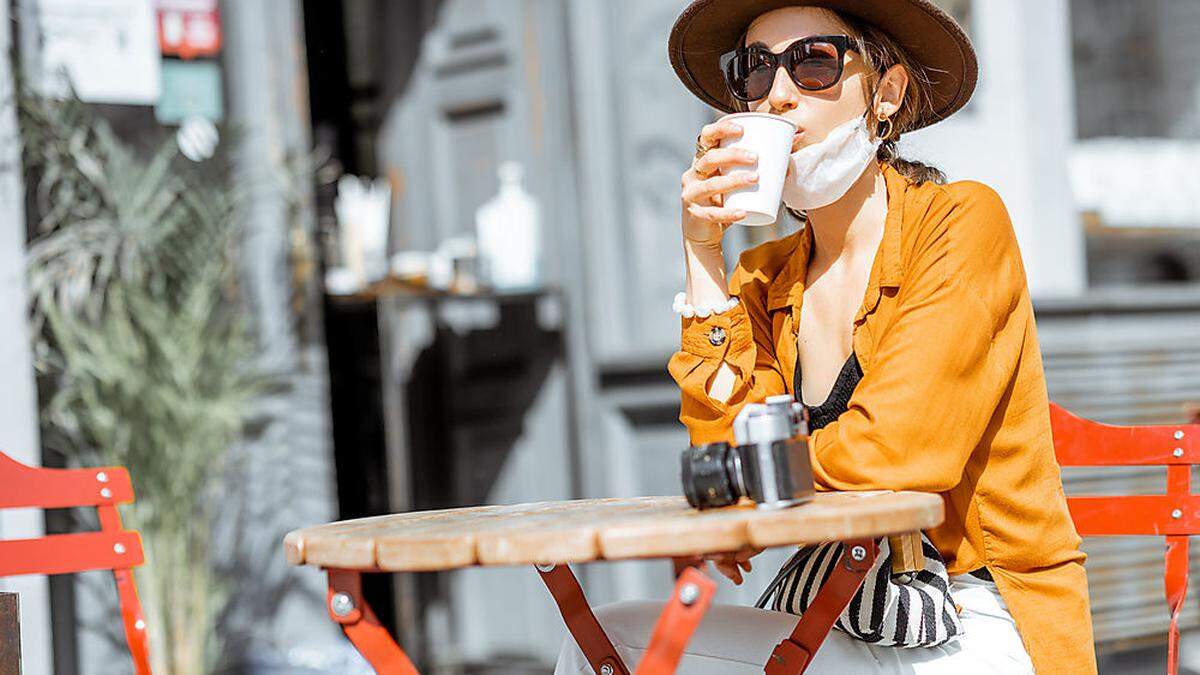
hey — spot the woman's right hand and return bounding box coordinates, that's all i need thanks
[680,119,761,248]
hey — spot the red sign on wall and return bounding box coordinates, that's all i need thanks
[157,0,221,59]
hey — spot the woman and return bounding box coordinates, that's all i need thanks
[556,1,1095,673]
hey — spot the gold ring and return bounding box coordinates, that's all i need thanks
[693,135,715,177]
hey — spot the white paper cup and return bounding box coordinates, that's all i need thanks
[716,112,798,226]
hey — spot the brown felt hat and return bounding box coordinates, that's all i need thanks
[668,0,978,131]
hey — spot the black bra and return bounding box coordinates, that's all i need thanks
[793,351,863,431]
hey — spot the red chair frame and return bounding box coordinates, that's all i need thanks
[0,451,152,674]
[1050,401,1200,675]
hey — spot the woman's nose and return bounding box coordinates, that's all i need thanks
[766,67,799,113]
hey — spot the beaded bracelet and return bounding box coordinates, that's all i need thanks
[672,291,739,318]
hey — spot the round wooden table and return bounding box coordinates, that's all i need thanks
[284,491,943,675]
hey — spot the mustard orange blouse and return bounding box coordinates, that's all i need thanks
[668,161,1096,674]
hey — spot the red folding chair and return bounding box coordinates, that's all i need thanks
[1050,401,1200,675]
[0,451,152,674]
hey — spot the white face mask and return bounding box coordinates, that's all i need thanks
[781,113,882,212]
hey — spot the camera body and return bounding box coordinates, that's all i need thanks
[680,394,815,510]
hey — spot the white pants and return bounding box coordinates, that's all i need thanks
[554,573,1034,674]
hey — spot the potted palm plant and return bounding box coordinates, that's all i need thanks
[21,93,268,674]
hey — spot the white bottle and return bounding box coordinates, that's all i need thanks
[474,161,541,291]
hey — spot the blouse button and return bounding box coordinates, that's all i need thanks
[708,326,727,347]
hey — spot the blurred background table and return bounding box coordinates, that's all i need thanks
[324,281,577,662]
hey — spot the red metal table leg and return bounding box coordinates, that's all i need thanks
[765,539,877,675]
[537,563,630,675]
[327,569,419,675]
[635,566,717,675]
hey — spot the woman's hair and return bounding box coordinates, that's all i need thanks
[735,8,948,222]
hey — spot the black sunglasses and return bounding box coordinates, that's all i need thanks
[720,34,860,102]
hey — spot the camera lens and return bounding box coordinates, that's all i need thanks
[681,442,743,509]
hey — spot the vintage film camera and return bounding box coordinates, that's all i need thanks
[680,394,815,510]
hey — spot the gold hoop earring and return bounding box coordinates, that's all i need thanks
[876,112,893,142]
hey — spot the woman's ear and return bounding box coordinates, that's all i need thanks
[872,64,909,119]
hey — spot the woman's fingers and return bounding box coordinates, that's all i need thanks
[704,547,764,584]
[678,120,748,247]
[683,171,758,203]
[684,202,745,225]
[699,119,744,152]
[692,146,758,179]
[713,558,744,585]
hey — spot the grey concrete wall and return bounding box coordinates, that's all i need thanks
[219,0,342,662]
[373,0,581,663]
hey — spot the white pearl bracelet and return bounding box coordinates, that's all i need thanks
[672,291,739,318]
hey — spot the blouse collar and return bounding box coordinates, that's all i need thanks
[766,159,910,313]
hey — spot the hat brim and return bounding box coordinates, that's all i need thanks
[668,0,978,131]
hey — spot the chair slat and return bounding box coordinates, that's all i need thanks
[1049,402,1199,467]
[0,532,144,577]
[0,453,134,509]
[1067,496,1200,536]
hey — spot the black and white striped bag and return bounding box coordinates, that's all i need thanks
[754,532,963,648]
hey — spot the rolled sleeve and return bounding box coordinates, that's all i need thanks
[678,300,754,360]
[669,268,787,446]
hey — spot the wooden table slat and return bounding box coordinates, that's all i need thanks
[284,492,943,572]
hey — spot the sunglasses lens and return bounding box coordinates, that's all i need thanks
[725,48,775,100]
[790,41,842,90]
